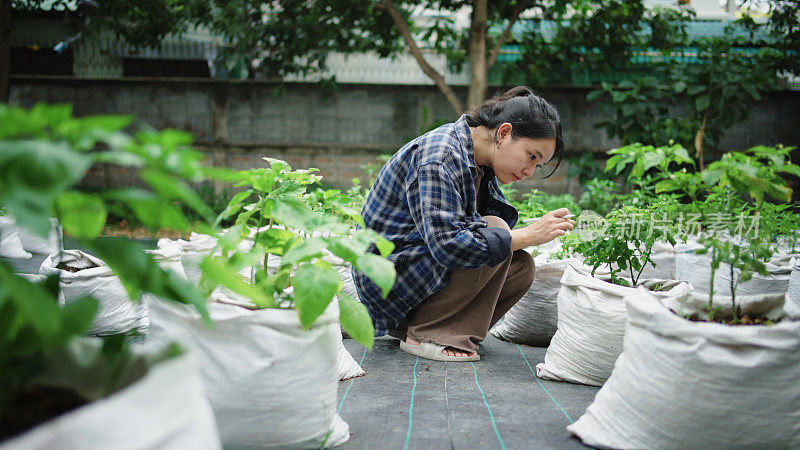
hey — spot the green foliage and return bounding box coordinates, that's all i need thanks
[213,158,396,347]
[696,235,771,322]
[565,153,611,185]
[507,189,581,222]
[586,19,787,157]
[509,1,691,86]
[655,145,799,207]
[560,203,676,286]
[605,142,695,182]
[578,178,620,216]
[0,103,218,424]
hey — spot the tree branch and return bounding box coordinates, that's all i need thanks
[487,0,533,72]
[377,0,464,114]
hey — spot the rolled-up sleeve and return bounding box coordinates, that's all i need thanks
[407,162,511,269]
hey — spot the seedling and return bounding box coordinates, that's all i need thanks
[209,158,396,347]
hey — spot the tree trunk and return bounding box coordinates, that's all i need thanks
[378,0,464,114]
[466,0,488,110]
[1,0,11,104]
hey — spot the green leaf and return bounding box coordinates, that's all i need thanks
[374,237,395,258]
[108,189,190,231]
[217,189,253,225]
[254,228,299,256]
[338,293,374,348]
[355,253,395,299]
[701,168,723,187]
[0,141,92,236]
[271,197,319,229]
[200,257,274,309]
[60,296,100,338]
[695,95,711,111]
[325,236,369,264]
[654,179,680,193]
[140,169,213,221]
[642,151,663,171]
[281,237,327,266]
[263,157,290,174]
[75,114,133,133]
[780,164,800,178]
[90,238,210,323]
[56,191,107,239]
[605,154,623,173]
[293,264,340,329]
[0,265,63,343]
[586,89,604,101]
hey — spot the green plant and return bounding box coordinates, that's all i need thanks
[209,158,396,347]
[566,153,613,185]
[510,189,582,222]
[605,142,695,184]
[578,178,620,215]
[656,145,800,208]
[695,234,772,323]
[559,203,676,286]
[0,103,215,434]
[588,26,784,163]
[755,202,800,253]
[361,153,392,189]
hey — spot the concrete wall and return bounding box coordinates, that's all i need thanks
[10,76,800,197]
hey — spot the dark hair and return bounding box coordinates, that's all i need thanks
[466,86,563,177]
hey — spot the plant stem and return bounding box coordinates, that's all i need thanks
[729,263,738,322]
[707,246,718,320]
[264,217,273,275]
[634,245,654,286]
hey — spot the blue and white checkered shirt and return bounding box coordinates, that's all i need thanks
[353,114,518,336]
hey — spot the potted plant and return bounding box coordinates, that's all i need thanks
[0,104,221,448]
[567,144,800,448]
[567,242,800,447]
[146,158,395,448]
[535,202,691,386]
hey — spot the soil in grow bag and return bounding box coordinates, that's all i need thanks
[55,263,83,273]
[0,386,89,441]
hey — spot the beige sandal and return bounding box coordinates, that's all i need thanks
[399,340,479,362]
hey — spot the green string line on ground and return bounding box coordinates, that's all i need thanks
[515,344,574,424]
[470,361,507,450]
[403,356,419,450]
[337,346,368,415]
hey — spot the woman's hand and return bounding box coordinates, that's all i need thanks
[510,208,575,251]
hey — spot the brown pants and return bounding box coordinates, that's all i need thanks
[400,216,535,354]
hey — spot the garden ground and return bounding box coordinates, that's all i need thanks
[5,243,600,450]
[338,337,599,449]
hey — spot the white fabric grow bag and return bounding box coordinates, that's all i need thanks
[675,240,793,296]
[568,290,800,449]
[0,216,32,259]
[146,292,350,449]
[535,264,691,386]
[489,237,609,347]
[789,258,800,309]
[147,238,188,279]
[489,253,568,347]
[636,240,676,280]
[39,250,148,336]
[0,353,222,450]
[18,218,62,255]
[336,333,365,381]
[179,234,218,285]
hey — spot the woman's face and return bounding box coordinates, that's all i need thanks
[493,131,557,185]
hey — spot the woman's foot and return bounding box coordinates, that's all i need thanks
[405,336,477,358]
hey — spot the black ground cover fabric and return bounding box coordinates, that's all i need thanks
[338,336,599,449]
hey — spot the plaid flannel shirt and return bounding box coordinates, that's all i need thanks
[353,114,518,336]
